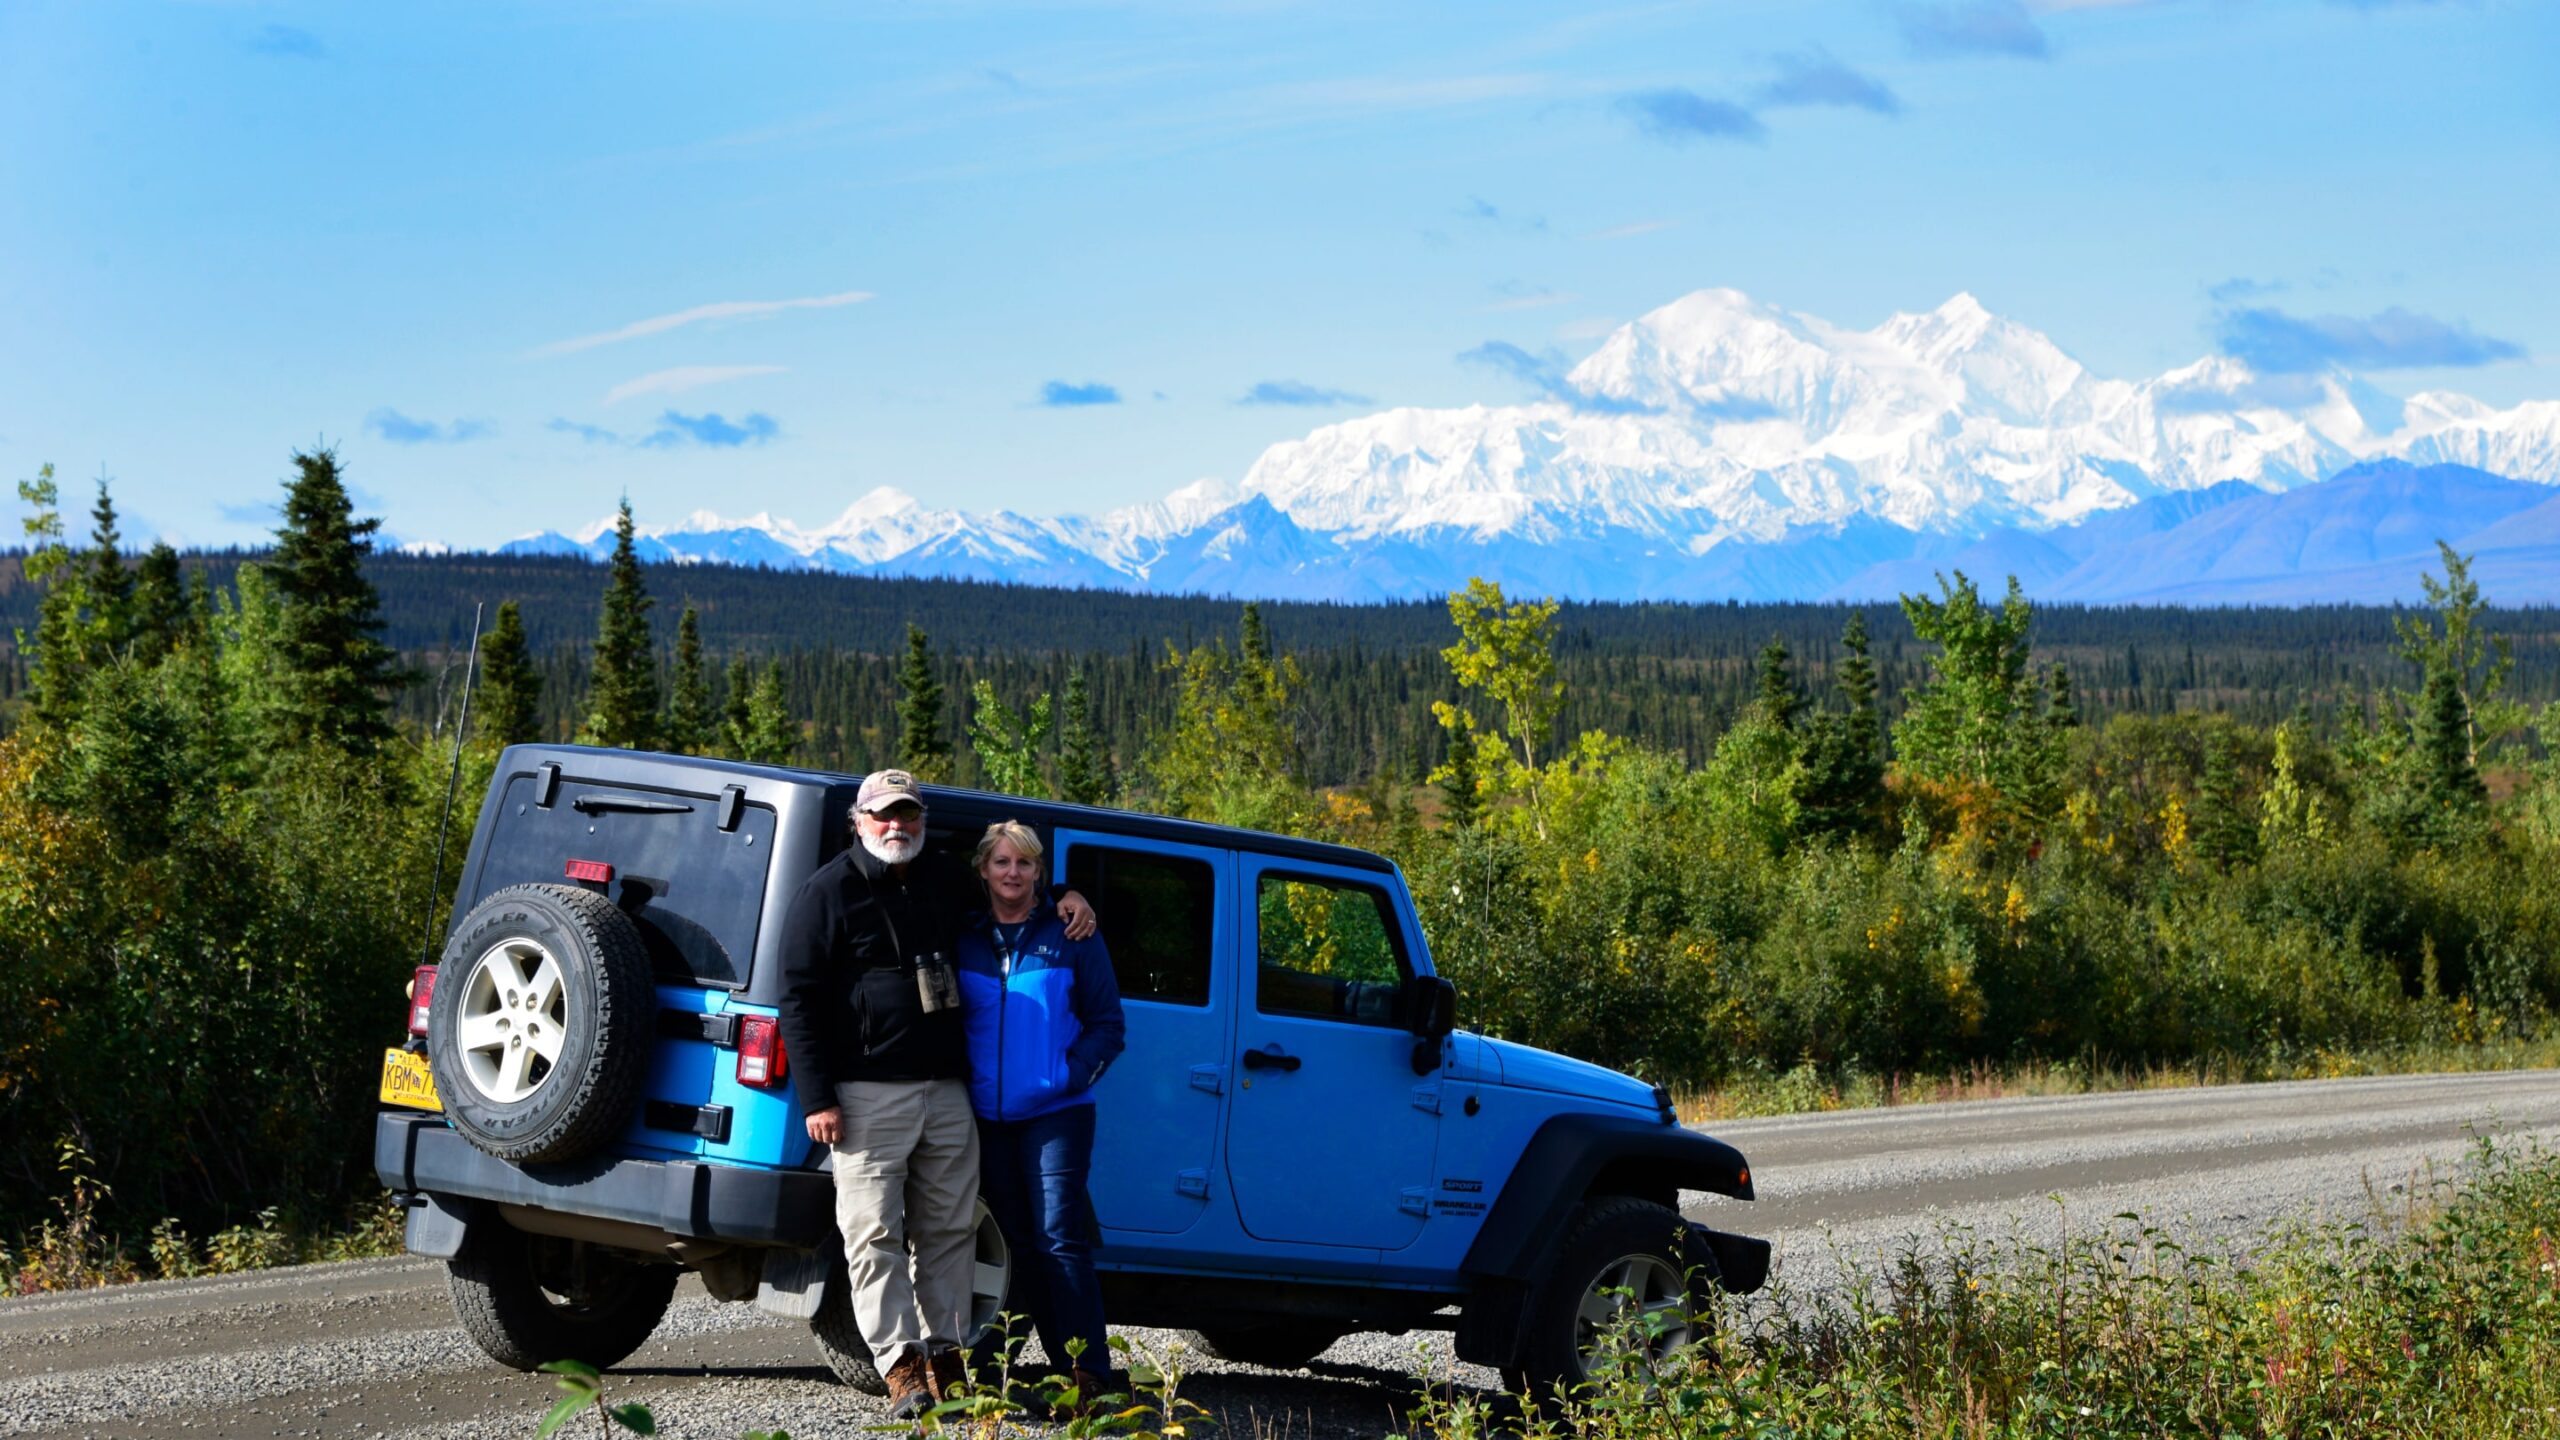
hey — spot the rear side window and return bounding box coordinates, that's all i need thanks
[467,774,776,988]
[1063,846,1216,1006]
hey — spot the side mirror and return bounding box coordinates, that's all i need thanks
[1398,974,1456,1041]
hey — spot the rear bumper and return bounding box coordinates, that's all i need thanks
[373,1111,834,1248]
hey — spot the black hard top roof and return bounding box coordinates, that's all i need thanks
[502,743,1398,876]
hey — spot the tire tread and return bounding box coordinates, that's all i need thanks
[433,882,654,1165]
[445,1224,677,1371]
[1502,1194,1716,1401]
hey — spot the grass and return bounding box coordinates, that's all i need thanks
[1397,1136,2560,1439]
[1674,1036,2560,1124]
[1,1161,407,1297]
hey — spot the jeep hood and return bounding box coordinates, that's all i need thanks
[1470,1035,1660,1113]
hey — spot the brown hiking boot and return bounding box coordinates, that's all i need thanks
[926,1347,966,1401]
[1055,1366,1117,1420]
[884,1350,935,1421]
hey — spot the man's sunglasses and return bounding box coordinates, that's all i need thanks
[869,802,926,823]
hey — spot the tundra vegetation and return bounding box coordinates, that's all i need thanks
[5,467,2560,1313]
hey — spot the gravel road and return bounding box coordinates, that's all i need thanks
[8,1070,2556,1440]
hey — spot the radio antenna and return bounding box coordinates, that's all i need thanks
[416,602,485,965]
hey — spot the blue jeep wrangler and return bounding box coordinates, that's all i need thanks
[375,745,1767,1397]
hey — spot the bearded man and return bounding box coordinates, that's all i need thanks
[775,769,1093,1417]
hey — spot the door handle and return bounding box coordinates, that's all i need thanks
[1241,1045,1302,1073]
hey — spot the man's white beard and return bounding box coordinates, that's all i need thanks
[863,830,924,865]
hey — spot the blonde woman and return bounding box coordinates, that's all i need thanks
[955,820,1126,1395]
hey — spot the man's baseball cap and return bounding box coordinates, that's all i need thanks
[855,770,927,814]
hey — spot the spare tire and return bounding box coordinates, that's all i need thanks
[428,882,653,1164]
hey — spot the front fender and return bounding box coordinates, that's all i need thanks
[1460,1113,1756,1286]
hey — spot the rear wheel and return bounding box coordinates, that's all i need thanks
[809,1196,1014,1392]
[1178,1319,1345,1370]
[445,1223,678,1371]
[1504,1196,1717,1404]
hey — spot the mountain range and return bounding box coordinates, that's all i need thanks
[482,289,2560,604]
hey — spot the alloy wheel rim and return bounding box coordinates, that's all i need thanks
[1575,1252,1695,1365]
[455,938,568,1104]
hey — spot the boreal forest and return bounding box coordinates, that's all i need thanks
[6,453,2560,1277]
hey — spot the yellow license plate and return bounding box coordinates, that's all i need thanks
[379,1047,443,1112]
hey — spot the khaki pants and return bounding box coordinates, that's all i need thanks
[831,1078,982,1371]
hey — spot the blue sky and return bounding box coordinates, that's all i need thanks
[4,0,2554,549]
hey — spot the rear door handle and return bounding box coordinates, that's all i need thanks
[1241,1045,1302,1073]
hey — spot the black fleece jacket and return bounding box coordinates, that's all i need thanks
[774,843,969,1112]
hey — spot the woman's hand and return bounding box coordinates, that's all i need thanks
[806,1105,844,1145]
[1057,889,1097,941]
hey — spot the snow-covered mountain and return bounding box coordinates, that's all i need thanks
[492,288,2560,602]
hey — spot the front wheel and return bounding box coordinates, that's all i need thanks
[1504,1196,1718,1404]
[445,1223,678,1371]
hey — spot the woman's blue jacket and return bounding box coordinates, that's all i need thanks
[956,900,1127,1123]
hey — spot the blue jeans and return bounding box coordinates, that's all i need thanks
[978,1103,1109,1372]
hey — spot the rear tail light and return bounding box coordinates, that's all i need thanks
[407,965,438,1037]
[737,1015,787,1089]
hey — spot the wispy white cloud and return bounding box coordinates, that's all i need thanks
[531,291,872,358]
[604,364,788,406]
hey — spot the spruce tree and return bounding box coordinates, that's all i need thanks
[1057,669,1114,805]
[1839,611,1880,764]
[720,656,754,758]
[664,604,714,755]
[1755,634,1798,730]
[2047,662,2079,730]
[2412,663,2487,814]
[477,600,543,747]
[266,447,409,755]
[738,661,798,765]
[895,624,952,780]
[128,541,188,667]
[1799,612,1887,842]
[2395,542,2516,769]
[2193,728,2258,869]
[86,480,135,655]
[16,464,89,729]
[579,499,658,749]
[1433,705,1484,829]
